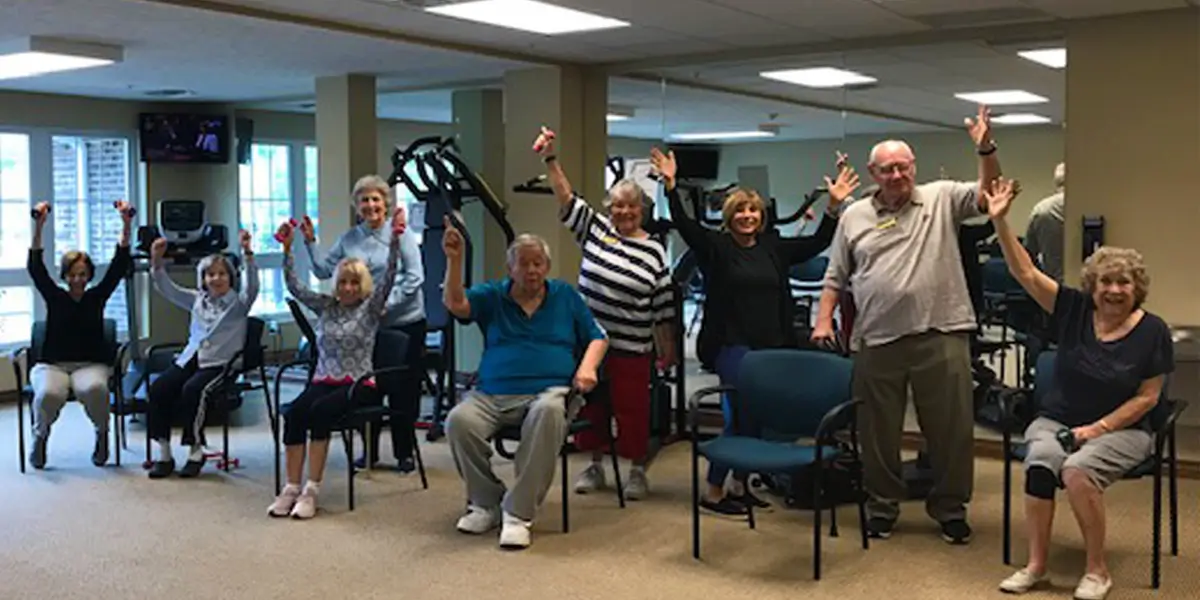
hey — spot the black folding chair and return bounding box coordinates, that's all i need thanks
[273,303,428,510]
[137,317,272,471]
[11,319,128,472]
[1000,351,1186,589]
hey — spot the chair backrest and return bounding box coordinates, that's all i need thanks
[29,318,117,369]
[737,349,854,439]
[242,317,266,370]
[286,299,317,350]
[790,255,829,283]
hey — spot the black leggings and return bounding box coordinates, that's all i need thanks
[283,383,381,446]
[147,358,224,447]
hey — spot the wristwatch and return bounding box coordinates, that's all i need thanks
[977,141,997,156]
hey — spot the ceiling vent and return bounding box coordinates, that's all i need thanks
[912,7,1050,29]
[143,89,194,98]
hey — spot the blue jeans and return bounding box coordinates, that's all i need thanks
[705,345,760,487]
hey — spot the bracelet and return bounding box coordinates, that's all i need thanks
[1097,419,1113,432]
[977,143,997,156]
[543,155,558,164]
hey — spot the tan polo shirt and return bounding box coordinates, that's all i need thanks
[824,180,984,349]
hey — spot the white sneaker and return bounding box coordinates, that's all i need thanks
[574,463,606,494]
[290,489,318,520]
[268,485,301,518]
[999,568,1050,594]
[1073,573,1113,600]
[624,468,649,501]
[498,512,532,550]
[456,505,501,534]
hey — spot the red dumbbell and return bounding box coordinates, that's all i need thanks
[112,201,137,218]
[273,218,299,243]
[30,203,51,219]
[532,126,556,153]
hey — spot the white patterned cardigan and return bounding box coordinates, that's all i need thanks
[284,233,399,385]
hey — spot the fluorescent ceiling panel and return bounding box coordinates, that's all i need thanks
[426,0,630,35]
[954,90,1049,105]
[760,67,877,89]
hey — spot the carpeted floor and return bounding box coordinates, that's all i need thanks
[2,396,1198,600]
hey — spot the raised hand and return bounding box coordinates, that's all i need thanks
[825,164,861,208]
[299,215,315,243]
[392,205,407,236]
[442,215,464,260]
[32,201,50,228]
[114,200,135,224]
[649,147,677,186]
[965,104,993,149]
[275,221,295,252]
[532,126,556,156]
[150,237,168,267]
[984,177,1017,220]
[239,229,253,254]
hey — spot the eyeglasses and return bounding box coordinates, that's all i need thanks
[871,162,914,175]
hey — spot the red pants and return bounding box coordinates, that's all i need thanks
[575,352,652,460]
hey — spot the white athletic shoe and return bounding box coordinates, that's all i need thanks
[573,463,606,494]
[999,568,1049,594]
[268,486,301,518]
[289,489,318,520]
[498,512,532,550]
[624,468,649,501]
[1073,573,1113,600]
[456,505,501,534]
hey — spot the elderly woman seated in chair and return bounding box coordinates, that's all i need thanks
[984,178,1173,600]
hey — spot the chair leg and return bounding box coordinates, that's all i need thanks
[1152,457,1163,589]
[560,450,570,533]
[346,430,356,512]
[813,461,824,581]
[856,462,869,550]
[691,438,701,560]
[830,498,839,538]
[222,419,231,472]
[112,408,121,467]
[17,395,26,474]
[1003,434,1012,566]
[607,415,625,509]
[412,428,428,490]
[1169,432,1179,557]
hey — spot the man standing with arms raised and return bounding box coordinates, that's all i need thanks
[813,106,1001,545]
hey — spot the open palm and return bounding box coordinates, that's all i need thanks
[984,178,1016,219]
[649,147,677,184]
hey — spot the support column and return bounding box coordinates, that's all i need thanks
[1064,9,1200,324]
[451,88,504,370]
[503,66,608,282]
[315,74,377,243]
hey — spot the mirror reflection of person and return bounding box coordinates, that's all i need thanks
[1024,163,1066,282]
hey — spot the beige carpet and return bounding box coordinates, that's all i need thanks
[2,397,1198,600]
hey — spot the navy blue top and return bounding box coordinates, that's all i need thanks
[468,278,606,396]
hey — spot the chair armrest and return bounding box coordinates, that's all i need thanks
[146,342,186,356]
[10,346,29,392]
[997,387,1032,427]
[1154,399,1189,456]
[218,349,247,381]
[815,399,862,443]
[348,365,411,402]
[687,384,735,429]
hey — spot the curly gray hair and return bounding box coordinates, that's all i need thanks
[1081,246,1149,309]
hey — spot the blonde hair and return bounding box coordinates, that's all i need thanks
[335,258,373,300]
[720,188,767,233]
[1081,246,1149,308]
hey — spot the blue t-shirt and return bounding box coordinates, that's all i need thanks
[467,278,606,396]
[1040,286,1174,429]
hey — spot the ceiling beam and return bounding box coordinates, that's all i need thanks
[237,78,502,106]
[624,74,955,131]
[136,0,559,67]
[601,20,1067,74]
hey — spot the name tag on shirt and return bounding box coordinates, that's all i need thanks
[876,217,898,230]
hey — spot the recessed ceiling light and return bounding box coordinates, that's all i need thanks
[1018,48,1066,69]
[606,114,630,122]
[954,90,1048,105]
[0,36,122,81]
[760,67,877,89]
[992,113,1052,125]
[670,131,776,141]
[426,0,630,35]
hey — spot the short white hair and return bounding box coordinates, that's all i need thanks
[1053,162,1066,189]
[506,234,551,268]
[603,178,651,209]
[868,140,915,166]
[351,174,393,206]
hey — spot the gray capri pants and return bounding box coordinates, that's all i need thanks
[1024,417,1152,489]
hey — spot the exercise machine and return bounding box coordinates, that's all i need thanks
[389,136,516,441]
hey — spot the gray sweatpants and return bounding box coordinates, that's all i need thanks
[1024,417,1152,490]
[30,362,111,437]
[446,386,577,522]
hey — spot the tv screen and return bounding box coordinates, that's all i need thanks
[139,113,230,164]
[669,145,720,180]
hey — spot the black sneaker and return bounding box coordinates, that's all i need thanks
[148,459,175,479]
[867,517,895,539]
[699,497,749,516]
[396,457,416,474]
[729,491,772,510]
[178,459,205,478]
[92,431,109,467]
[940,519,972,545]
[29,434,48,470]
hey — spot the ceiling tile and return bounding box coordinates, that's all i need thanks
[1023,0,1189,19]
